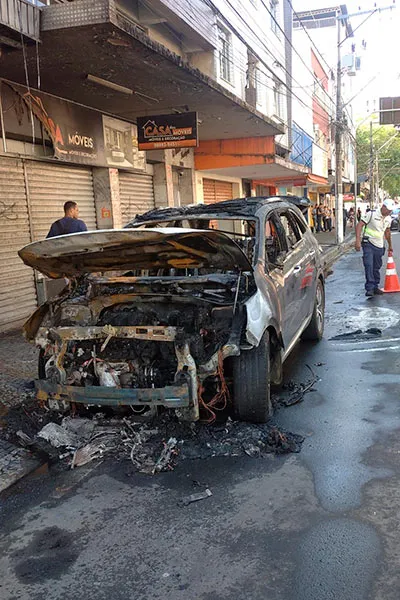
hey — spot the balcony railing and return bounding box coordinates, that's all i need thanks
[0,0,41,43]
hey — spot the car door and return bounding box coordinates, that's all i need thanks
[276,209,312,346]
[261,212,291,348]
[288,208,318,323]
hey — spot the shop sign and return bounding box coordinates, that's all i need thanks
[137,112,198,150]
[4,81,146,170]
[9,82,104,165]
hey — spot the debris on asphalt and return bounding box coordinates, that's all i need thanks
[180,488,212,506]
[1,368,316,474]
[16,430,34,447]
[331,329,363,339]
[243,443,261,457]
[71,442,106,468]
[333,300,344,304]
[330,327,382,340]
[152,437,179,474]
[2,403,305,474]
[275,365,318,408]
[365,327,382,335]
[37,423,80,449]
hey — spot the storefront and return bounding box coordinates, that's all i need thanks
[0,80,155,331]
[119,171,155,224]
[203,178,234,204]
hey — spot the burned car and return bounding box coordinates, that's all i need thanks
[19,197,324,423]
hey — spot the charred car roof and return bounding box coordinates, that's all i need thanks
[125,196,308,226]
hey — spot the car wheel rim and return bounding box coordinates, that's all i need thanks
[316,283,324,332]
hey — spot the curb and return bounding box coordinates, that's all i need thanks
[0,438,44,494]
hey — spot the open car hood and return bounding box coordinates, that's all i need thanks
[18,228,252,278]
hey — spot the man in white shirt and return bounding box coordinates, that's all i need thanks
[355,199,394,297]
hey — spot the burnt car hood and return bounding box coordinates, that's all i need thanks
[18,228,252,278]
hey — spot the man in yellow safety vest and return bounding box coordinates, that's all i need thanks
[355,199,394,297]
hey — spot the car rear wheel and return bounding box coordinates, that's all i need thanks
[233,330,273,423]
[301,279,325,341]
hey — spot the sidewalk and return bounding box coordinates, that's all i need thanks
[314,228,355,273]
[313,226,356,247]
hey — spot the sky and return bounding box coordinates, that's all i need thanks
[292,0,400,120]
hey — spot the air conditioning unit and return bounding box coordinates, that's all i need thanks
[342,53,357,76]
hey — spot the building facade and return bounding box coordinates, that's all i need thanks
[0,0,358,331]
[293,5,357,211]
[0,0,298,330]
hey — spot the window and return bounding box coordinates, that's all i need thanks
[218,24,233,84]
[270,0,280,36]
[279,213,302,249]
[265,217,284,268]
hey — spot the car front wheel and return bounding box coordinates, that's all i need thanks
[301,279,325,341]
[233,330,273,423]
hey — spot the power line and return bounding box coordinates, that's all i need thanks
[141,0,334,138]
[259,0,337,107]
[287,0,333,76]
[204,0,333,123]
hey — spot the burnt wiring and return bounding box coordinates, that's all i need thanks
[198,351,230,424]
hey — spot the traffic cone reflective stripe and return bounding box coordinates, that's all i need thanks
[383,256,400,293]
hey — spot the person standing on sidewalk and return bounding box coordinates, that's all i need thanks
[316,203,324,232]
[355,199,394,297]
[46,201,87,238]
[325,207,332,232]
[311,204,317,232]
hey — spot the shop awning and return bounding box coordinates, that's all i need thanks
[307,173,328,185]
[196,154,310,182]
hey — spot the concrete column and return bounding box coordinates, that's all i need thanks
[153,161,174,208]
[153,149,197,208]
[92,167,122,229]
[178,168,197,206]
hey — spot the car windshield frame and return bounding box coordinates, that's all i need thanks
[132,214,260,267]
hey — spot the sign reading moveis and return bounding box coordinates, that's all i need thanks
[9,82,104,165]
[137,112,198,150]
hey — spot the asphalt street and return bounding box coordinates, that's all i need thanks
[1,236,400,600]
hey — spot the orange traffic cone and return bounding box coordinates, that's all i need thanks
[383,255,400,293]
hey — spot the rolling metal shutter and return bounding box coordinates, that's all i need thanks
[119,172,155,225]
[203,178,233,204]
[0,158,36,332]
[25,162,97,240]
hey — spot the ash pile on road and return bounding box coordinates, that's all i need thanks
[1,399,304,475]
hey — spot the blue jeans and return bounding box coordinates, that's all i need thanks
[362,242,385,292]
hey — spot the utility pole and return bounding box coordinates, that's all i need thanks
[334,3,396,243]
[375,153,380,203]
[335,13,344,244]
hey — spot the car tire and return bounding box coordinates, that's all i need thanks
[38,349,46,379]
[301,279,325,341]
[233,330,273,423]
